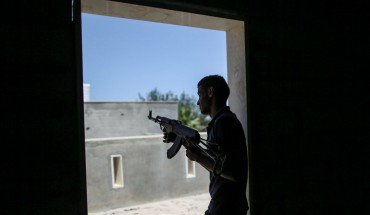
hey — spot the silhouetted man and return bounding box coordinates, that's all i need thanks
[165,75,249,215]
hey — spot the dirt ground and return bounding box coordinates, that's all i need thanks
[89,193,210,215]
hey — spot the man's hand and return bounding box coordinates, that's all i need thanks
[185,142,202,161]
[162,128,177,143]
[186,146,215,172]
[186,148,199,161]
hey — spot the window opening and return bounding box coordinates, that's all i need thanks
[81,1,247,213]
[186,158,196,178]
[111,155,124,188]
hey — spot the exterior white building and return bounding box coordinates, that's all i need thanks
[84,102,208,212]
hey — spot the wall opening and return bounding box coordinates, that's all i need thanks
[111,155,124,188]
[81,0,247,213]
[186,158,196,178]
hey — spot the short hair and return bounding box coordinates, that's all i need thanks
[197,75,230,104]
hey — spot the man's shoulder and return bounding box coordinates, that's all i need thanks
[213,112,243,133]
[215,110,238,123]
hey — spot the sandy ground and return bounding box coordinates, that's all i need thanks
[89,193,210,215]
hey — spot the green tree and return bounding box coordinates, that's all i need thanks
[139,88,209,131]
[139,88,178,101]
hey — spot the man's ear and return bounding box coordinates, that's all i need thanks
[208,86,214,98]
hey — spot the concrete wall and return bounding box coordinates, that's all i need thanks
[85,136,209,212]
[84,102,209,212]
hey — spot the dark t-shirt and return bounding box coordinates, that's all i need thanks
[205,107,249,215]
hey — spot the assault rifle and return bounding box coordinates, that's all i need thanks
[147,111,226,175]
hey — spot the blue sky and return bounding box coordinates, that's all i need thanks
[82,13,227,101]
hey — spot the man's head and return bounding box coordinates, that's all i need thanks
[197,75,230,115]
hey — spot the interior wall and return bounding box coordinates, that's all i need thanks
[247,1,369,214]
[2,1,87,215]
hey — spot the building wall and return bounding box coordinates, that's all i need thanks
[84,102,209,212]
[85,136,209,212]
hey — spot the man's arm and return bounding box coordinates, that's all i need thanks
[186,147,214,172]
[186,146,238,182]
